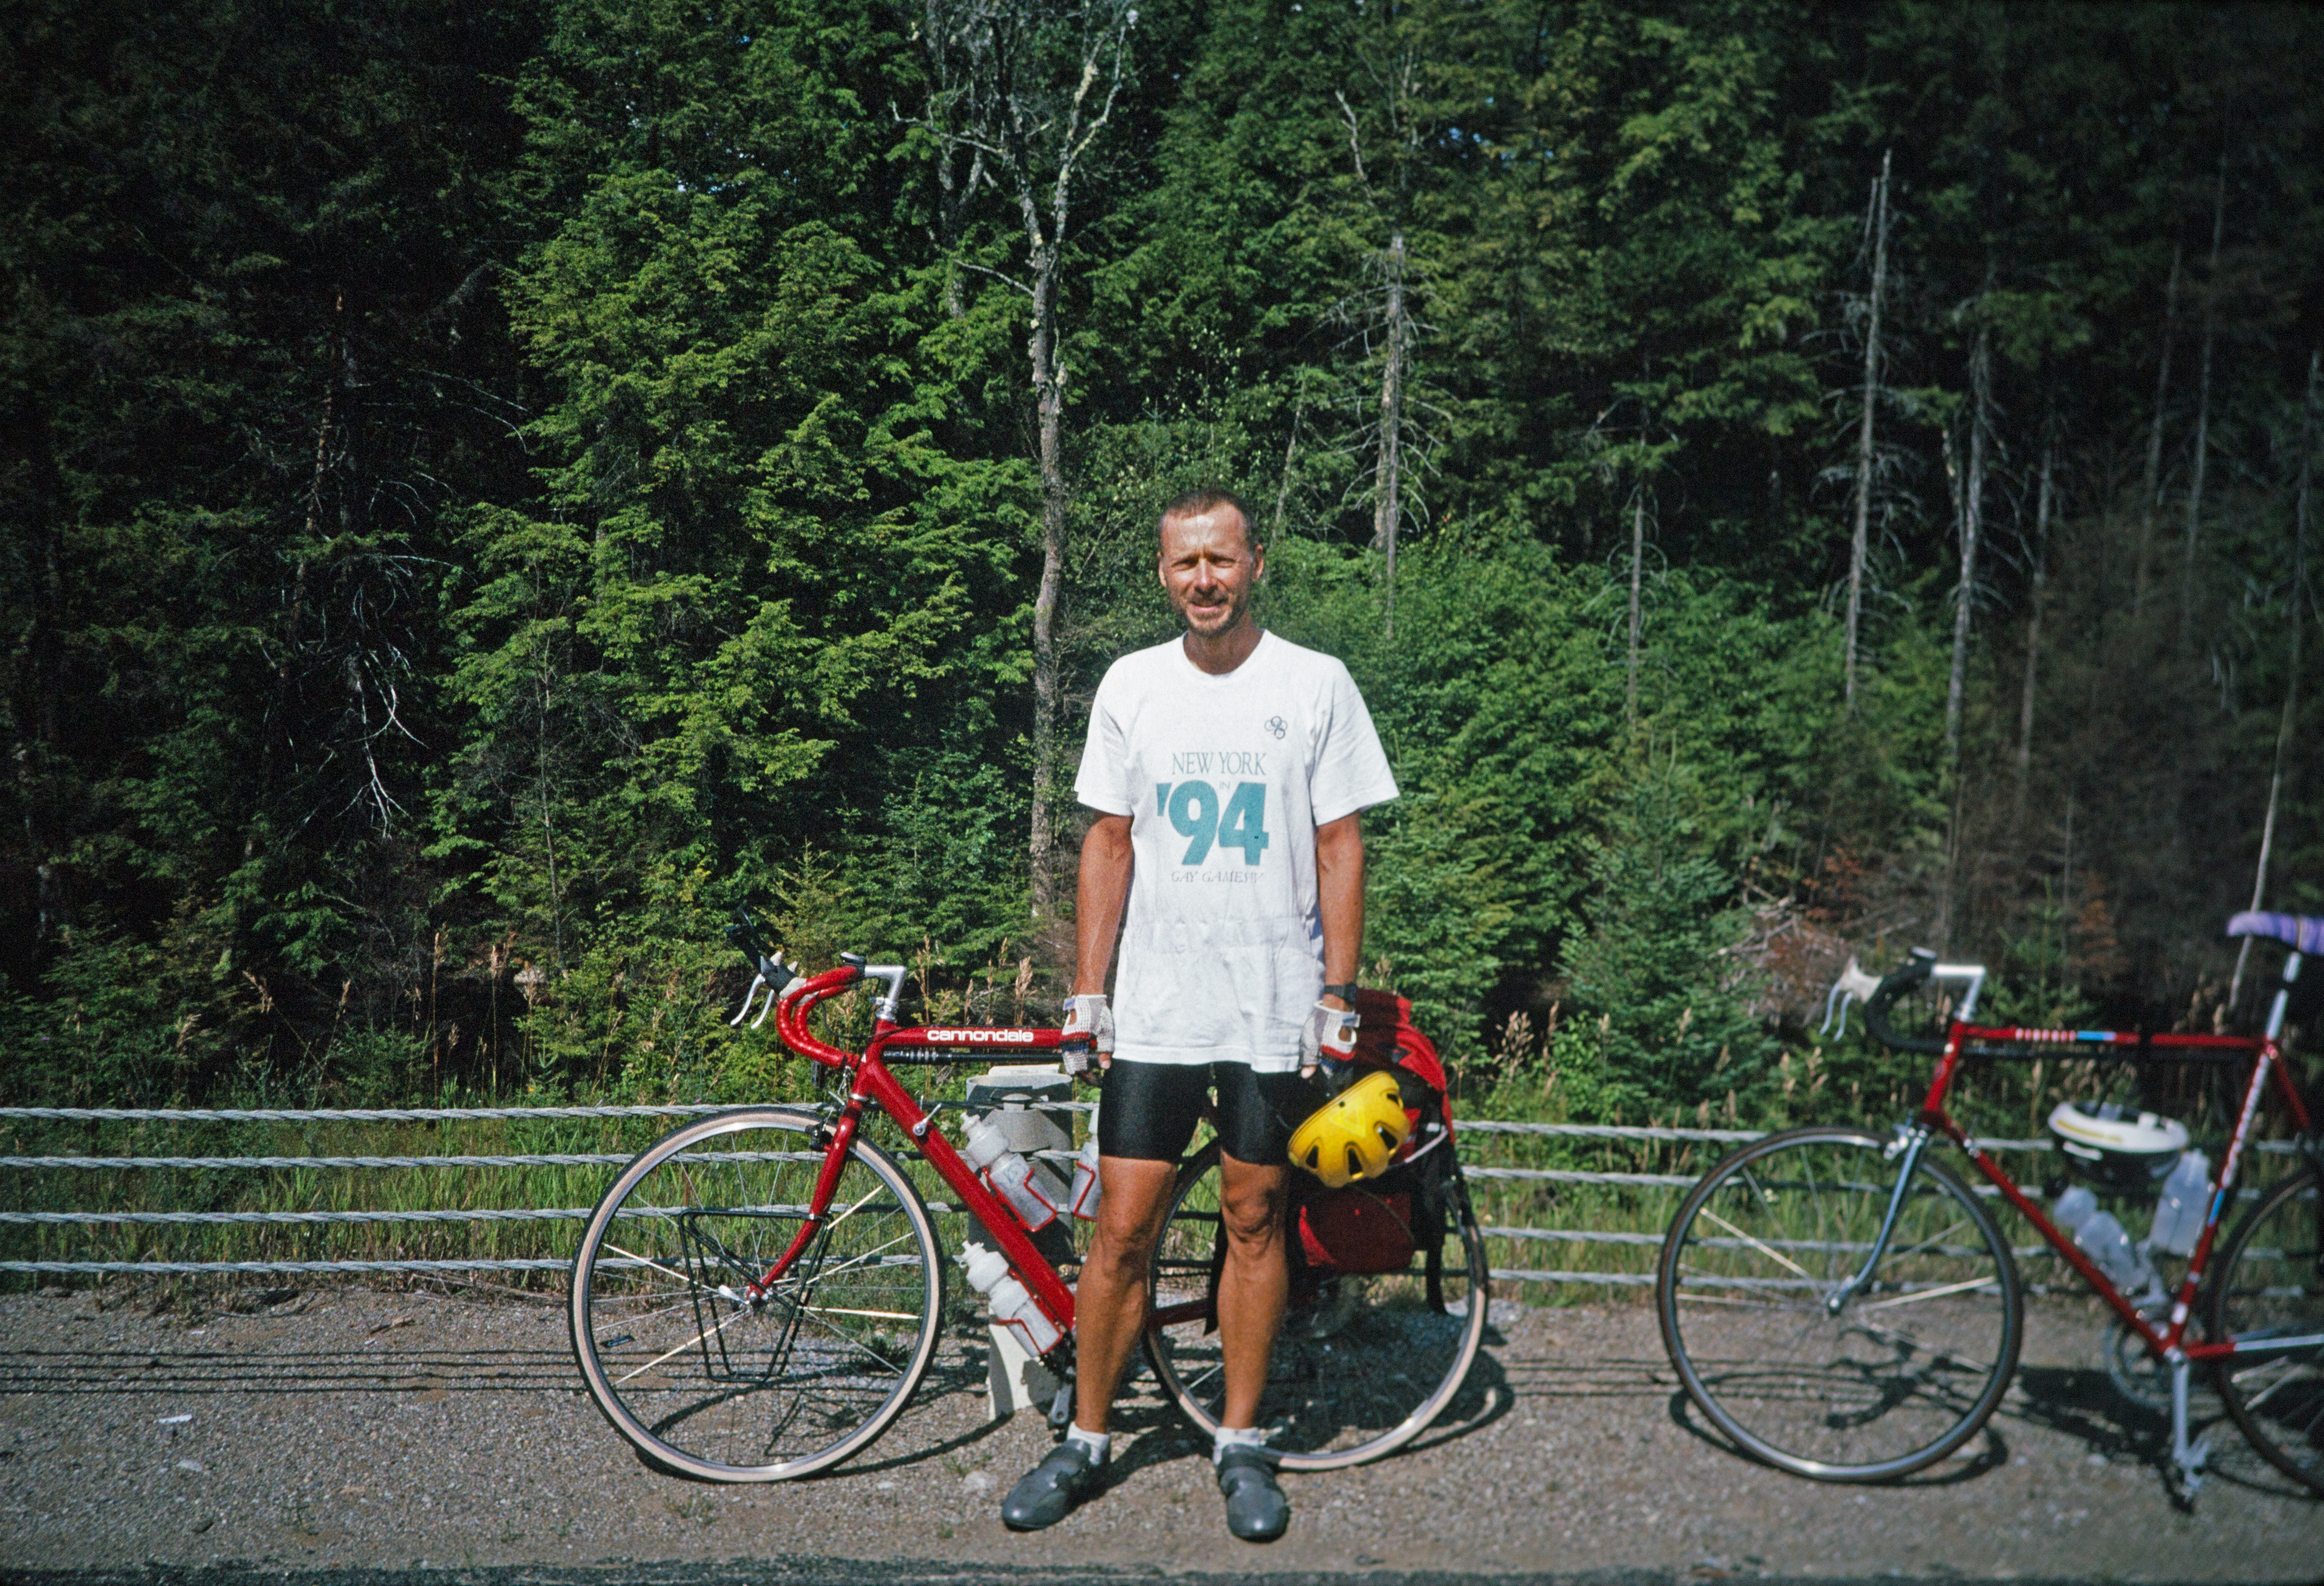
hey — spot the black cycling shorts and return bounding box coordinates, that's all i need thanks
[1096,1060,1325,1167]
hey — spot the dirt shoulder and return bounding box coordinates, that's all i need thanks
[0,1288,2317,1582]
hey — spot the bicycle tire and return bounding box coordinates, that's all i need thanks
[1657,1126,2023,1481]
[569,1107,944,1482]
[2209,1163,2324,1496]
[1143,1141,1491,1471]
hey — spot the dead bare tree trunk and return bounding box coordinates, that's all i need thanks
[919,0,988,321]
[1945,321,1992,772]
[1372,232,1409,630]
[2180,155,2228,652]
[1028,234,1071,917]
[917,0,1137,923]
[1845,149,1891,711]
[2229,349,2318,1009]
[1935,314,1991,958]
[1626,489,1647,724]
[2132,240,2181,614]
[2014,425,2057,838]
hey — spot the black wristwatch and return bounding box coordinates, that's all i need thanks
[1320,982,1359,1004]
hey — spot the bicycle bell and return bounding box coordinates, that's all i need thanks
[2046,1099,2188,1193]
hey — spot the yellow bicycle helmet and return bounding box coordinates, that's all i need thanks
[1288,1069,1411,1189]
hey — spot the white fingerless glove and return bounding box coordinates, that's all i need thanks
[1298,1001,1360,1078]
[1062,993,1114,1074]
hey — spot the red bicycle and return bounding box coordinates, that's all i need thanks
[1655,913,2323,1496]
[568,916,1491,1481]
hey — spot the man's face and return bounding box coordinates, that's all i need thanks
[1158,506,1263,640]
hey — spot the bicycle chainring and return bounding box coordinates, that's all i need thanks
[2102,1313,2173,1410]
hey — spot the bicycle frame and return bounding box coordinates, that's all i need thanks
[748,964,1089,1348]
[1892,993,2316,1368]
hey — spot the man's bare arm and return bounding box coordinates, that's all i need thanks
[1074,814,1133,997]
[1315,812,1364,1010]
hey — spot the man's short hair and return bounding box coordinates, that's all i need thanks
[1158,487,1259,552]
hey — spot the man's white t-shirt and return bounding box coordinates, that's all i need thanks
[1073,630,1398,1072]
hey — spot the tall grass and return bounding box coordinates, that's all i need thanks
[5,1021,2311,1306]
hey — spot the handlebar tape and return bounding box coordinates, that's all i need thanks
[1862,953,1947,1056]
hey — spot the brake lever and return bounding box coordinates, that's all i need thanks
[732,975,766,1028]
[737,952,803,1028]
[1820,955,1885,1039]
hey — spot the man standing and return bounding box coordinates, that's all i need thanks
[1000,489,1398,1541]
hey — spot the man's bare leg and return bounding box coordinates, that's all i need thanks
[1068,1155,1176,1435]
[1214,1151,1291,1429]
[1001,1154,1168,1531]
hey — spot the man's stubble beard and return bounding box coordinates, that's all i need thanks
[1177,586,1251,640]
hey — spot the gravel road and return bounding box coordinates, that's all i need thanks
[1,1287,2317,1583]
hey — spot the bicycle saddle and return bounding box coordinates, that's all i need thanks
[2225,910,2324,952]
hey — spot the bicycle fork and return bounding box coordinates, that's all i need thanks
[1823,1125,1933,1315]
[1837,1130,2218,1496]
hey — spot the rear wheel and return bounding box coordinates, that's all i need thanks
[2210,1165,2324,1496]
[1657,1127,2023,1480]
[569,1107,943,1481]
[1143,1141,1491,1471]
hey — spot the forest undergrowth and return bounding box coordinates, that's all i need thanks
[7,2,2324,1294]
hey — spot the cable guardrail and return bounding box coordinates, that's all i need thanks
[0,1104,2300,1283]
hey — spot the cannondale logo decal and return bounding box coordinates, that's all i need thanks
[925,1028,1037,1044]
[1264,715,1288,739]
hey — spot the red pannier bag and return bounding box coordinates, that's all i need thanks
[1296,1185,1416,1274]
[1292,988,1453,1278]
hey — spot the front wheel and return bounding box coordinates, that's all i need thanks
[1657,1126,2024,1481]
[569,1107,944,1481]
[1143,1142,1491,1471]
[2210,1164,2324,1495]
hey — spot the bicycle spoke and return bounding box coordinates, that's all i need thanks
[2210,1168,2324,1495]
[1660,1131,2019,1481]
[771,1305,914,1371]
[616,1297,756,1383]
[597,1240,704,1290]
[2229,1358,2315,1409]
[574,1112,943,1482]
[1880,1215,1972,1267]
[1858,1274,2002,1311]
[773,1227,919,1288]
[1699,1206,1813,1280]
[1145,1142,1488,1470]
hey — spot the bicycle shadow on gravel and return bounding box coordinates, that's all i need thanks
[2006,1363,2321,1503]
[1388,1337,1516,1460]
[1661,1388,2011,1488]
[815,1348,1218,1487]
[800,1347,1014,1481]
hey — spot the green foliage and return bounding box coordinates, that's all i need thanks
[1557,774,1772,1121]
[8,0,2324,1134]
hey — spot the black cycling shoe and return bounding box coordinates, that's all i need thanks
[1216,1444,1289,1541]
[1000,1440,1106,1531]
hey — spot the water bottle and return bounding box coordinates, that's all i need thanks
[956,1241,1063,1355]
[2072,1209,2153,1292]
[1068,1134,1103,1221]
[2051,1184,2097,1234]
[2148,1149,2211,1257]
[960,1115,1067,1232]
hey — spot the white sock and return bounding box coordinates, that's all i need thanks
[1213,1424,1267,1464]
[1065,1424,1110,1463]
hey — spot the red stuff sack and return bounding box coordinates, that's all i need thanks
[1349,987,1451,1161]
[1296,1187,1417,1275]
[1351,988,1445,1087]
